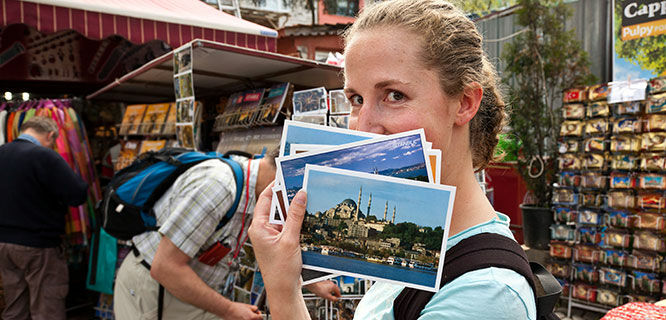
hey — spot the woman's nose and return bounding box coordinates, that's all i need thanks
[354,103,385,134]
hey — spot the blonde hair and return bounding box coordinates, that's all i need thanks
[344,0,506,170]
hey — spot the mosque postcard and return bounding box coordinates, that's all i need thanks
[301,165,455,292]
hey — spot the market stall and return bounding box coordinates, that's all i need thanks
[85,38,346,317]
[0,1,280,316]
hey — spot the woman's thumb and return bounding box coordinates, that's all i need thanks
[283,189,307,239]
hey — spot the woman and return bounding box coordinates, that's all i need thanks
[249,1,537,319]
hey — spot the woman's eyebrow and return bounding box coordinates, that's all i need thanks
[344,79,410,94]
[375,79,409,89]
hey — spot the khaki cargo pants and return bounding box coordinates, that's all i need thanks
[113,250,221,320]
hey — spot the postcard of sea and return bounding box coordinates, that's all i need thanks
[278,120,380,157]
[301,165,455,292]
[276,129,432,212]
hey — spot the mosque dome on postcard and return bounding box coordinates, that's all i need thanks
[324,199,364,220]
[340,199,357,209]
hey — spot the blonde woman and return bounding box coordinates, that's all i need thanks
[249,1,537,319]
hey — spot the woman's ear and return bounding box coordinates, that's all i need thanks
[455,82,483,126]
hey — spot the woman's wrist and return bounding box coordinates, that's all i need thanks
[266,286,309,320]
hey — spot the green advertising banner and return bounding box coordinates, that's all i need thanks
[613,0,666,81]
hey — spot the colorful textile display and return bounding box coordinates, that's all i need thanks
[0,99,101,246]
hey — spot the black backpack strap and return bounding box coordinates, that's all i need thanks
[531,262,562,319]
[158,284,165,320]
[223,150,254,159]
[393,233,538,320]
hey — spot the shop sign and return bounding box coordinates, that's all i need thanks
[613,0,666,81]
[621,1,666,40]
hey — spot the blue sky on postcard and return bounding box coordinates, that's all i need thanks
[284,125,374,155]
[305,168,450,228]
[281,133,427,191]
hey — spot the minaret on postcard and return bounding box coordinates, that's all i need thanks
[355,186,362,221]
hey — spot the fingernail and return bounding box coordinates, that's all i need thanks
[293,189,307,205]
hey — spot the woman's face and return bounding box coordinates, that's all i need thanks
[344,27,459,153]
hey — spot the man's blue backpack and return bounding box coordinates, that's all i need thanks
[100,148,245,240]
[87,148,246,294]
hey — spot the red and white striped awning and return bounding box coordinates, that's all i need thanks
[1,0,278,51]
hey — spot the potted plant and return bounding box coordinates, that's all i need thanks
[503,0,596,249]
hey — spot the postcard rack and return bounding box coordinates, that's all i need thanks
[550,77,666,317]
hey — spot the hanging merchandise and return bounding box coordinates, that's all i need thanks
[550,76,666,313]
[173,45,197,149]
[0,98,102,248]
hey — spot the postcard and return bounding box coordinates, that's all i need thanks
[269,184,286,225]
[120,104,147,135]
[276,129,433,211]
[163,103,177,135]
[301,165,455,292]
[291,114,327,126]
[138,140,166,155]
[260,82,292,124]
[176,98,195,123]
[178,73,194,99]
[293,87,327,115]
[332,298,362,320]
[428,149,442,185]
[174,47,192,74]
[289,144,330,156]
[329,115,350,129]
[139,103,170,135]
[236,265,255,292]
[278,120,379,157]
[330,275,371,295]
[115,140,141,171]
[240,243,256,268]
[233,287,251,304]
[301,269,337,286]
[329,89,352,114]
[250,270,265,305]
[238,89,265,125]
[176,123,195,149]
[173,77,181,100]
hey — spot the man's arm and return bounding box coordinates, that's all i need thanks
[304,281,341,301]
[151,236,262,320]
[43,150,88,206]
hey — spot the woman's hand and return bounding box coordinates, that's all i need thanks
[248,183,310,320]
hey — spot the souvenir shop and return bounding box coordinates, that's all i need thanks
[83,38,355,318]
[0,0,295,317]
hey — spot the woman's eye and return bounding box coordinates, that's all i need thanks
[349,95,363,105]
[386,91,404,102]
